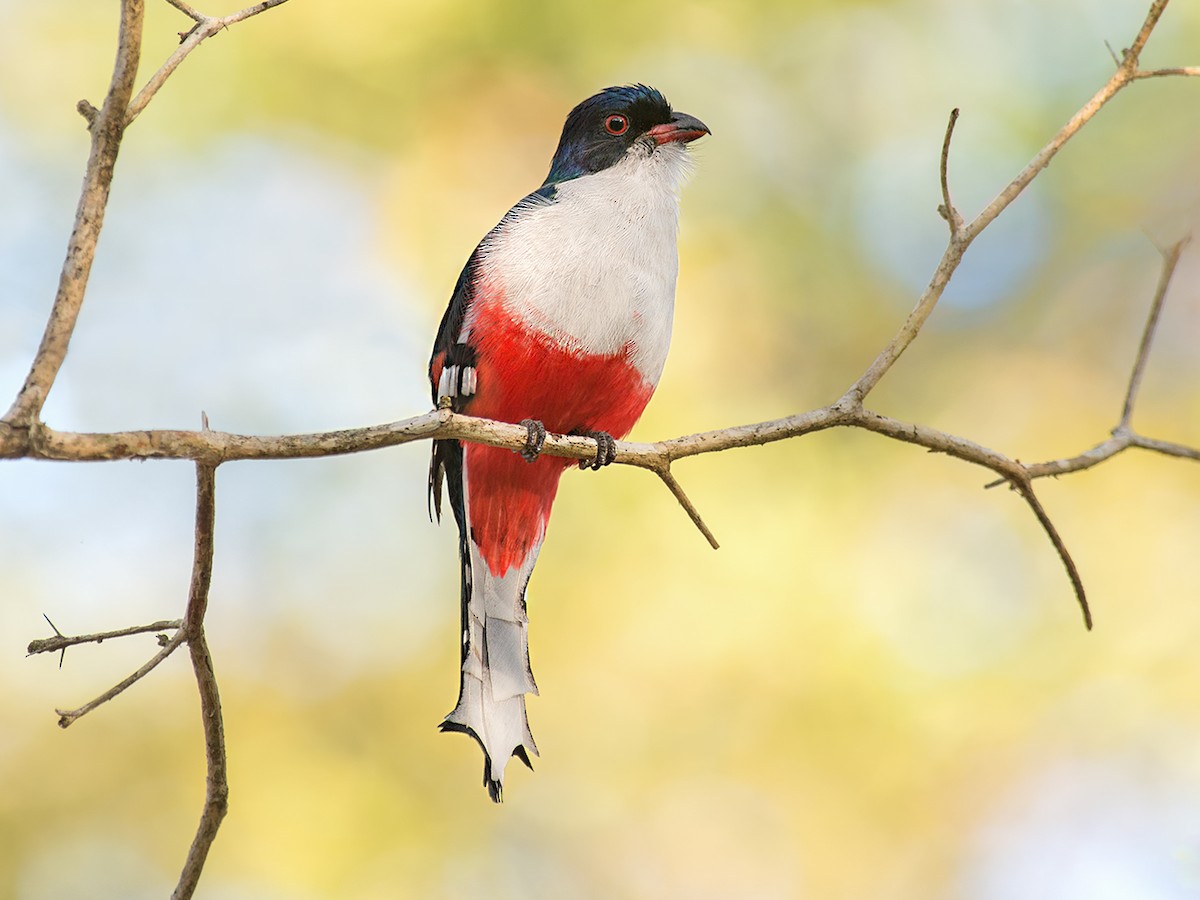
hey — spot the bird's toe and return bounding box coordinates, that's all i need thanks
[518,419,547,462]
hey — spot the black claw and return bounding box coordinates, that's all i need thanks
[575,430,616,470]
[518,419,546,462]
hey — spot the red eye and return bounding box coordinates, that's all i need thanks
[604,114,629,136]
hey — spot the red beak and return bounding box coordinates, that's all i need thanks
[647,111,711,145]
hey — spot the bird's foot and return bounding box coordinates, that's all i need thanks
[518,419,547,462]
[573,430,616,471]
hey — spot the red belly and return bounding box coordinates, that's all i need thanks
[448,300,657,576]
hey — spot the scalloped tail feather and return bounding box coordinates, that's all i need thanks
[442,537,541,802]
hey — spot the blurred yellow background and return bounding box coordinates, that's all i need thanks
[2,1,1199,898]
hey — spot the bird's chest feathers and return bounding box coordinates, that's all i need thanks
[474,157,682,382]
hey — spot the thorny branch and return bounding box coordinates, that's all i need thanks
[9,0,1200,894]
[26,463,225,894]
[27,617,182,658]
[53,630,187,729]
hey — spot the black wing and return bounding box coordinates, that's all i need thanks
[428,246,481,524]
[427,186,561,521]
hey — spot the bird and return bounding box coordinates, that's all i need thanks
[428,84,709,801]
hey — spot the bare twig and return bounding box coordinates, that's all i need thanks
[964,1,1166,247]
[997,235,1196,483]
[1131,433,1200,462]
[1011,478,1092,629]
[55,631,186,728]
[1010,433,1134,482]
[992,430,1200,484]
[172,462,226,900]
[163,0,205,24]
[1132,66,1200,79]
[846,409,1092,626]
[937,108,963,237]
[1120,237,1189,429]
[2,0,144,427]
[0,0,278,432]
[842,0,1180,407]
[654,467,720,549]
[27,618,182,656]
[126,0,292,127]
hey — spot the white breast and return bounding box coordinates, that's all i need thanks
[475,141,694,385]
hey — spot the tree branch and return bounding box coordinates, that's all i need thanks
[653,467,720,550]
[171,462,226,900]
[27,618,182,657]
[841,0,1182,408]
[1012,478,1091,629]
[1119,237,1189,429]
[0,0,290,439]
[163,0,205,24]
[1132,66,1200,79]
[937,108,963,237]
[1007,235,1195,482]
[847,410,1094,627]
[54,631,186,728]
[127,0,292,128]
[2,0,144,428]
[1130,433,1200,462]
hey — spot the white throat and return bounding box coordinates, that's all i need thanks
[475,141,694,385]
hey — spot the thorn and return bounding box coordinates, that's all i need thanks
[43,613,64,637]
[1103,40,1122,68]
[655,467,719,550]
[39,615,68,668]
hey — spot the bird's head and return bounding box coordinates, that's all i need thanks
[543,85,710,187]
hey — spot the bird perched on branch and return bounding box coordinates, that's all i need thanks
[428,85,709,801]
